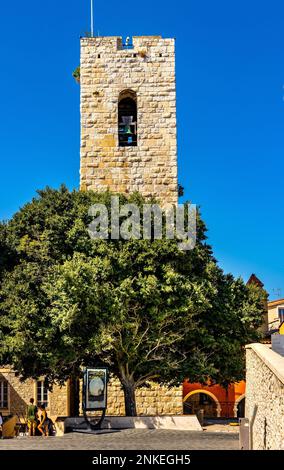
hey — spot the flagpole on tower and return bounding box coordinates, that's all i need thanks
[91,0,94,37]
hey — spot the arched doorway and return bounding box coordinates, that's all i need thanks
[234,394,246,418]
[118,90,137,147]
[183,390,221,418]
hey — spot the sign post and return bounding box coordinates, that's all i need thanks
[83,367,108,430]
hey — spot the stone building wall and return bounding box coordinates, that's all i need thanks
[0,369,69,420]
[0,369,35,417]
[1,369,182,419]
[106,378,183,416]
[80,36,178,206]
[245,343,284,450]
[48,382,70,417]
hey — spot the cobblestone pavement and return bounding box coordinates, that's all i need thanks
[0,429,239,450]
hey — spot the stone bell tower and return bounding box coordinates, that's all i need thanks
[80,36,178,206]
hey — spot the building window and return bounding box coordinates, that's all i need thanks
[118,90,137,147]
[0,380,8,409]
[279,308,284,323]
[36,380,48,407]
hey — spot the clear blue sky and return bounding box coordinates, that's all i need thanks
[0,1,283,298]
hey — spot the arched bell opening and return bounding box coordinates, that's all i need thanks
[118,90,137,147]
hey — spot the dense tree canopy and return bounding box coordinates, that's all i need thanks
[0,186,266,415]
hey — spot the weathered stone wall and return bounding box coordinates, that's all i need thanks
[245,344,284,450]
[80,36,178,206]
[1,369,182,419]
[106,378,183,416]
[0,369,35,417]
[48,382,70,418]
[0,369,69,420]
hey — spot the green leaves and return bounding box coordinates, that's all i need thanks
[0,186,266,394]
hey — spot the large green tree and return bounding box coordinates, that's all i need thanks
[0,186,266,416]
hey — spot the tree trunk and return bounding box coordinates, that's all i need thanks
[122,381,137,417]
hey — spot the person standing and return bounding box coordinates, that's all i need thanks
[37,404,49,437]
[26,398,37,436]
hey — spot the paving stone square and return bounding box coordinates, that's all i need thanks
[0,429,239,450]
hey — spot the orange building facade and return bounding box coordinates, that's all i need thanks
[183,380,246,418]
[182,274,266,419]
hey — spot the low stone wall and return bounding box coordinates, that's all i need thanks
[106,378,183,416]
[245,343,284,450]
[64,415,201,433]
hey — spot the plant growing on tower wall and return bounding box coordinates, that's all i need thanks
[138,49,147,59]
[72,66,80,84]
